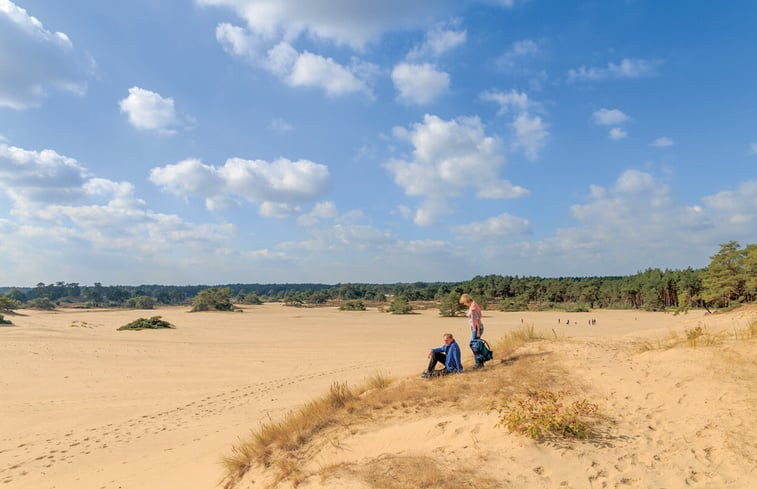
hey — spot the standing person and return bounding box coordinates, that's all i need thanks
[422,333,462,378]
[460,293,486,368]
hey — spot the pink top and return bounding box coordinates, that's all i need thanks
[467,301,482,331]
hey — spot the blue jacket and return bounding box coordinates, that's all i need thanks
[432,340,463,373]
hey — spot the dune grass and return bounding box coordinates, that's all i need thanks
[636,319,756,352]
[220,330,577,489]
[494,323,544,356]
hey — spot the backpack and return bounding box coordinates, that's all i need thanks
[469,338,494,362]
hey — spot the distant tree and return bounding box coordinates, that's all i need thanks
[439,291,466,317]
[27,297,56,310]
[0,295,21,312]
[702,241,744,308]
[387,296,413,314]
[500,295,529,312]
[191,287,234,312]
[5,288,26,303]
[126,296,155,309]
[340,299,366,311]
[240,292,263,305]
[742,243,757,302]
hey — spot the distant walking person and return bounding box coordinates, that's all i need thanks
[422,333,462,378]
[460,293,486,368]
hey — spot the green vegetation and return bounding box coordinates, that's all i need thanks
[26,296,55,310]
[438,291,466,317]
[339,299,366,311]
[0,314,11,325]
[0,242,754,312]
[117,316,175,331]
[238,292,263,305]
[0,295,21,312]
[191,287,235,312]
[387,296,413,314]
[492,390,599,440]
[126,295,154,309]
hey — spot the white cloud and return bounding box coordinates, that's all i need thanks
[702,180,757,225]
[609,127,627,140]
[270,117,294,132]
[297,201,339,226]
[567,58,659,82]
[453,212,531,240]
[199,0,460,50]
[391,62,450,105]
[407,25,466,59]
[510,112,549,160]
[651,137,673,147]
[288,50,373,97]
[385,114,528,226]
[497,39,540,69]
[480,89,532,115]
[0,141,236,283]
[150,156,330,214]
[0,0,91,109]
[592,108,629,126]
[119,87,185,134]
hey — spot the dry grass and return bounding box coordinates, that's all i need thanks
[494,323,544,356]
[321,454,501,489]
[221,330,579,488]
[636,319,757,352]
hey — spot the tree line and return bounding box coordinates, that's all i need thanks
[1,241,754,312]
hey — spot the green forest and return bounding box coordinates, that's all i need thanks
[1,241,754,313]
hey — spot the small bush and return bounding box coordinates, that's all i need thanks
[26,296,56,310]
[118,316,175,331]
[0,295,21,312]
[240,292,263,305]
[493,390,598,441]
[340,300,366,311]
[126,295,154,309]
[192,287,235,312]
[387,296,413,314]
[0,314,11,325]
[439,291,466,317]
[284,297,304,308]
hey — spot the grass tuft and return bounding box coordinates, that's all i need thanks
[494,323,543,355]
[492,389,599,441]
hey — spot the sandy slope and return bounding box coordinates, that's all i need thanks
[1,305,754,488]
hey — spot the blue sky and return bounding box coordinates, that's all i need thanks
[1,0,755,286]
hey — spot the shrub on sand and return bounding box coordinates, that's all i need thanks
[492,389,598,441]
[339,300,366,311]
[387,296,413,314]
[0,314,11,325]
[118,316,175,331]
[192,287,235,312]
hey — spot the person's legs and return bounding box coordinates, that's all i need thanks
[426,351,447,373]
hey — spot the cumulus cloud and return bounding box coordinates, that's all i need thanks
[567,58,659,82]
[297,201,339,226]
[481,89,549,160]
[453,212,531,240]
[592,108,629,126]
[391,63,450,105]
[407,24,466,59]
[480,89,532,115]
[608,127,627,140]
[119,87,187,134]
[510,112,549,159]
[517,171,757,275]
[385,114,528,226]
[0,141,236,283]
[288,50,373,97]
[150,156,330,214]
[0,0,92,109]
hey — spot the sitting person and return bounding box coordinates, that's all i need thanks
[422,333,463,378]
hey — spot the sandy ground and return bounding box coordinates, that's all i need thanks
[1,305,755,488]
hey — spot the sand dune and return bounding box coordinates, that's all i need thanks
[1,305,755,488]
